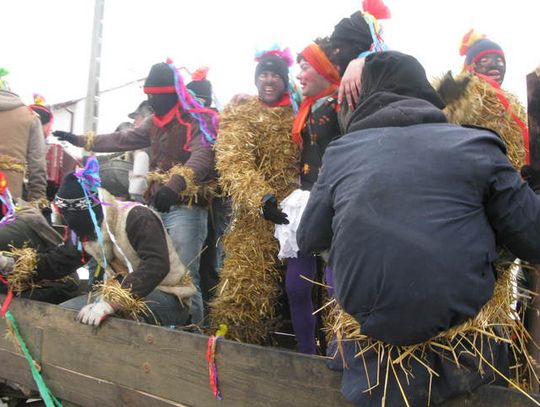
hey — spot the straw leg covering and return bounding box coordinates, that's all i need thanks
[209,211,282,344]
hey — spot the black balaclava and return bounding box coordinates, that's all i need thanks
[330,11,373,74]
[55,172,103,240]
[254,55,289,88]
[186,80,213,107]
[30,104,53,125]
[144,63,179,117]
[357,51,445,109]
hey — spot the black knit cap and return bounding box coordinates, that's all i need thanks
[254,55,289,88]
[30,105,53,125]
[186,80,212,107]
[465,39,504,65]
[144,62,175,92]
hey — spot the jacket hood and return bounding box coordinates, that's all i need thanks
[347,92,448,133]
[0,90,25,111]
[346,51,447,132]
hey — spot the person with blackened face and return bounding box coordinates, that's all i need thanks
[298,50,540,406]
[56,171,196,327]
[209,48,301,344]
[51,61,219,325]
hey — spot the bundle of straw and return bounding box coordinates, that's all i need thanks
[436,72,526,170]
[214,97,299,216]
[4,246,38,294]
[210,212,281,343]
[95,279,151,321]
[325,263,538,405]
[147,165,217,205]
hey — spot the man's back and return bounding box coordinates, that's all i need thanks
[300,108,540,346]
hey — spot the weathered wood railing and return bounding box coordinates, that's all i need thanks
[0,296,538,407]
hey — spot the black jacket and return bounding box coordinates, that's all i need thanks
[298,92,540,346]
[299,97,341,190]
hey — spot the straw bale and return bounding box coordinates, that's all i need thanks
[435,72,526,170]
[324,263,538,405]
[3,246,38,294]
[209,98,298,344]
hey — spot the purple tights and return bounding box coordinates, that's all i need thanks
[286,257,335,355]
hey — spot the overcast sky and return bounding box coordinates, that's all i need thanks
[3,0,540,119]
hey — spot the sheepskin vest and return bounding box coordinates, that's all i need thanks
[84,189,196,302]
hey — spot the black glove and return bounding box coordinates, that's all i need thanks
[261,194,289,225]
[52,130,79,146]
[152,185,179,213]
[521,165,540,193]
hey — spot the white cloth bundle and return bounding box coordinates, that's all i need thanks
[274,189,311,259]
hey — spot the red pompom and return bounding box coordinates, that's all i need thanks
[363,0,391,19]
[459,29,486,56]
[191,67,209,81]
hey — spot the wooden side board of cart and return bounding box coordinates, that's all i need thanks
[0,296,538,407]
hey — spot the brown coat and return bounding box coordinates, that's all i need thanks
[74,113,215,203]
[0,90,47,200]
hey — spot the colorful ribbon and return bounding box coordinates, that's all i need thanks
[74,156,108,269]
[169,62,219,147]
[206,324,228,400]
[0,172,17,226]
[0,277,63,406]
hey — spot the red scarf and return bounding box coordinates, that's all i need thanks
[152,102,193,152]
[472,71,530,164]
[292,44,341,146]
[261,92,292,108]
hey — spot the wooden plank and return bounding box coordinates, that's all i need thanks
[0,350,184,407]
[0,297,350,407]
[1,296,539,407]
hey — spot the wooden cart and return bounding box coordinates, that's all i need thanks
[0,296,538,407]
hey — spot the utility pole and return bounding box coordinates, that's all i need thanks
[84,0,105,133]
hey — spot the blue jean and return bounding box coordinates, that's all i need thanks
[60,289,189,326]
[159,204,208,324]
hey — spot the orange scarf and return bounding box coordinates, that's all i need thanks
[292,44,341,146]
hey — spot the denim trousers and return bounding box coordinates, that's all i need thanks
[159,204,208,324]
[60,289,189,326]
[200,197,232,309]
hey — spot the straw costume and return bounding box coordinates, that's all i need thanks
[298,51,540,406]
[209,49,299,344]
[435,30,528,169]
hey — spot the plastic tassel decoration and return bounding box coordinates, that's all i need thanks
[166,59,218,147]
[206,324,228,400]
[0,277,63,406]
[74,156,108,269]
[358,0,391,58]
[0,171,17,226]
